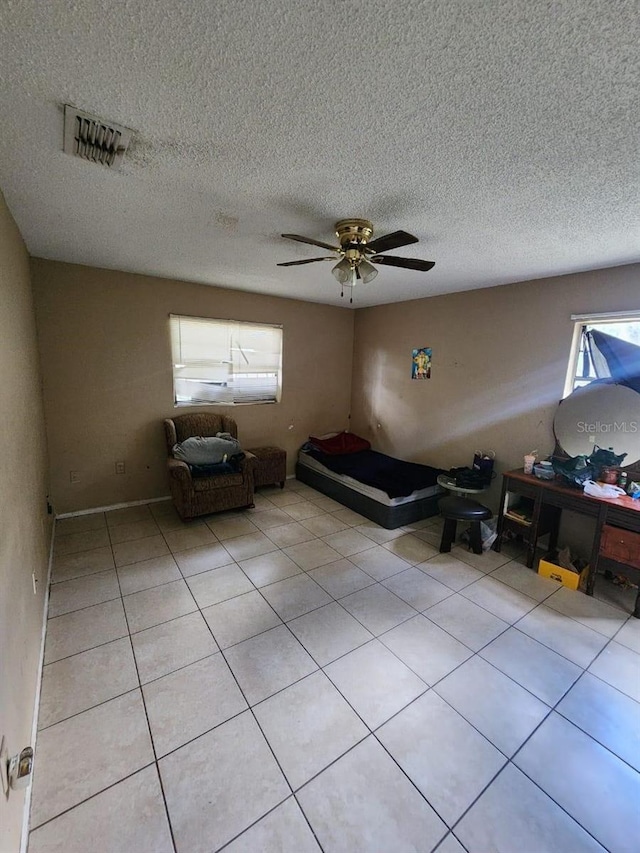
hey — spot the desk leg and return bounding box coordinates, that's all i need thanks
[526,492,544,569]
[494,477,508,553]
[587,505,608,597]
[549,508,562,553]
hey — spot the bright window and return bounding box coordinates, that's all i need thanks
[170,315,283,405]
[564,311,640,397]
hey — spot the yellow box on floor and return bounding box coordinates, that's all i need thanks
[537,556,589,591]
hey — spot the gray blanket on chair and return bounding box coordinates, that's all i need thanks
[172,433,242,465]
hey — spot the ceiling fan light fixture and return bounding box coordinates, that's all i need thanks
[331,257,352,284]
[280,220,434,302]
[358,258,378,284]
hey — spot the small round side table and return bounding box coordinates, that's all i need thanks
[437,473,489,497]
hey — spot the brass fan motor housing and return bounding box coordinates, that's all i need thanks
[335,219,374,248]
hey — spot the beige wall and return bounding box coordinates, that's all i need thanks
[350,264,640,532]
[0,193,51,852]
[32,260,354,514]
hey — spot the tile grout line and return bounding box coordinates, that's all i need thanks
[213,793,324,853]
[47,590,122,620]
[45,541,639,723]
[31,514,181,846]
[421,581,618,675]
[179,559,328,853]
[473,620,640,842]
[112,538,180,853]
[462,674,621,850]
[551,669,640,774]
[180,527,464,851]
[385,721,506,838]
[579,663,640,705]
[510,589,628,638]
[52,536,375,758]
[258,600,464,844]
[46,540,639,710]
[28,762,158,835]
[143,500,322,842]
[187,562,640,781]
[36,681,141,733]
[265,542,639,846]
[42,628,131,666]
[499,620,612,681]
[37,493,639,851]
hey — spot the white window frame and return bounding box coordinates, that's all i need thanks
[563,310,640,398]
[170,314,283,407]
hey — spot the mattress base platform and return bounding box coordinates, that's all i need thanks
[295,461,442,529]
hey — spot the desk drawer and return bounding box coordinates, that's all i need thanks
[600,525,640,570]
[505,479,539,500]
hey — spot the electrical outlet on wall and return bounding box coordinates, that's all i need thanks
[69,470,80,484]
[115,461,126,475]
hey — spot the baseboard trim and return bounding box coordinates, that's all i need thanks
[20,516,56,853]
[56,495,172,519]
[55,480,300,519]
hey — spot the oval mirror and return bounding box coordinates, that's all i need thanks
[554,382,640,465]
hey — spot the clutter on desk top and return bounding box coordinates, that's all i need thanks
[533,461,555,480]
[523,445,639,499]
[550,444,640,499]
[583,480,627,499]
[524,450,556,480]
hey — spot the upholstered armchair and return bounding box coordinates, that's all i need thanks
[164,413,256,520]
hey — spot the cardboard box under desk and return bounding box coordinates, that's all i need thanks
[538,555,589,591]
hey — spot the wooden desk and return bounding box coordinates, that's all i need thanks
[495,469,640,613]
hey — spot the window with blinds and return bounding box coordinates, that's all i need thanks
[170,315,283,405]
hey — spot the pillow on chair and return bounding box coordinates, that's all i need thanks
[173,433,242,465]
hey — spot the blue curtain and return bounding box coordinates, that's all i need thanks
[586,329,640,393]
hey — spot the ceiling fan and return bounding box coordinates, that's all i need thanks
[277,219,435,302]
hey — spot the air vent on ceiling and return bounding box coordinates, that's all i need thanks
[63,105,133,168]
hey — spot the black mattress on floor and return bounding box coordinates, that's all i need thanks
[304,448,444,498]
[295,462,442,529]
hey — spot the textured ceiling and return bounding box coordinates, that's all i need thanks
[1,0,638,307]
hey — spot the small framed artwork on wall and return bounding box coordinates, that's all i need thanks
[412,347,432,379]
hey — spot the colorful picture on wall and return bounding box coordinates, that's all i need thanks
[412,347,432,379]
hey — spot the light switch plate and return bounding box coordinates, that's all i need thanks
[0,736,9,798]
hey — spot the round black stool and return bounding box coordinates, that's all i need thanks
[439,496,492,555]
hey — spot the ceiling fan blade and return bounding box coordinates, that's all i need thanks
[364,230,419,254]
[371,255,435,272]
[281,233,340,252]
[277,256,335,266]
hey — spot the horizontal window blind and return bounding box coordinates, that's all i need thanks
[170,315,282,405]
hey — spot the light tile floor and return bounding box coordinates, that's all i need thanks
[28,481,640,853]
